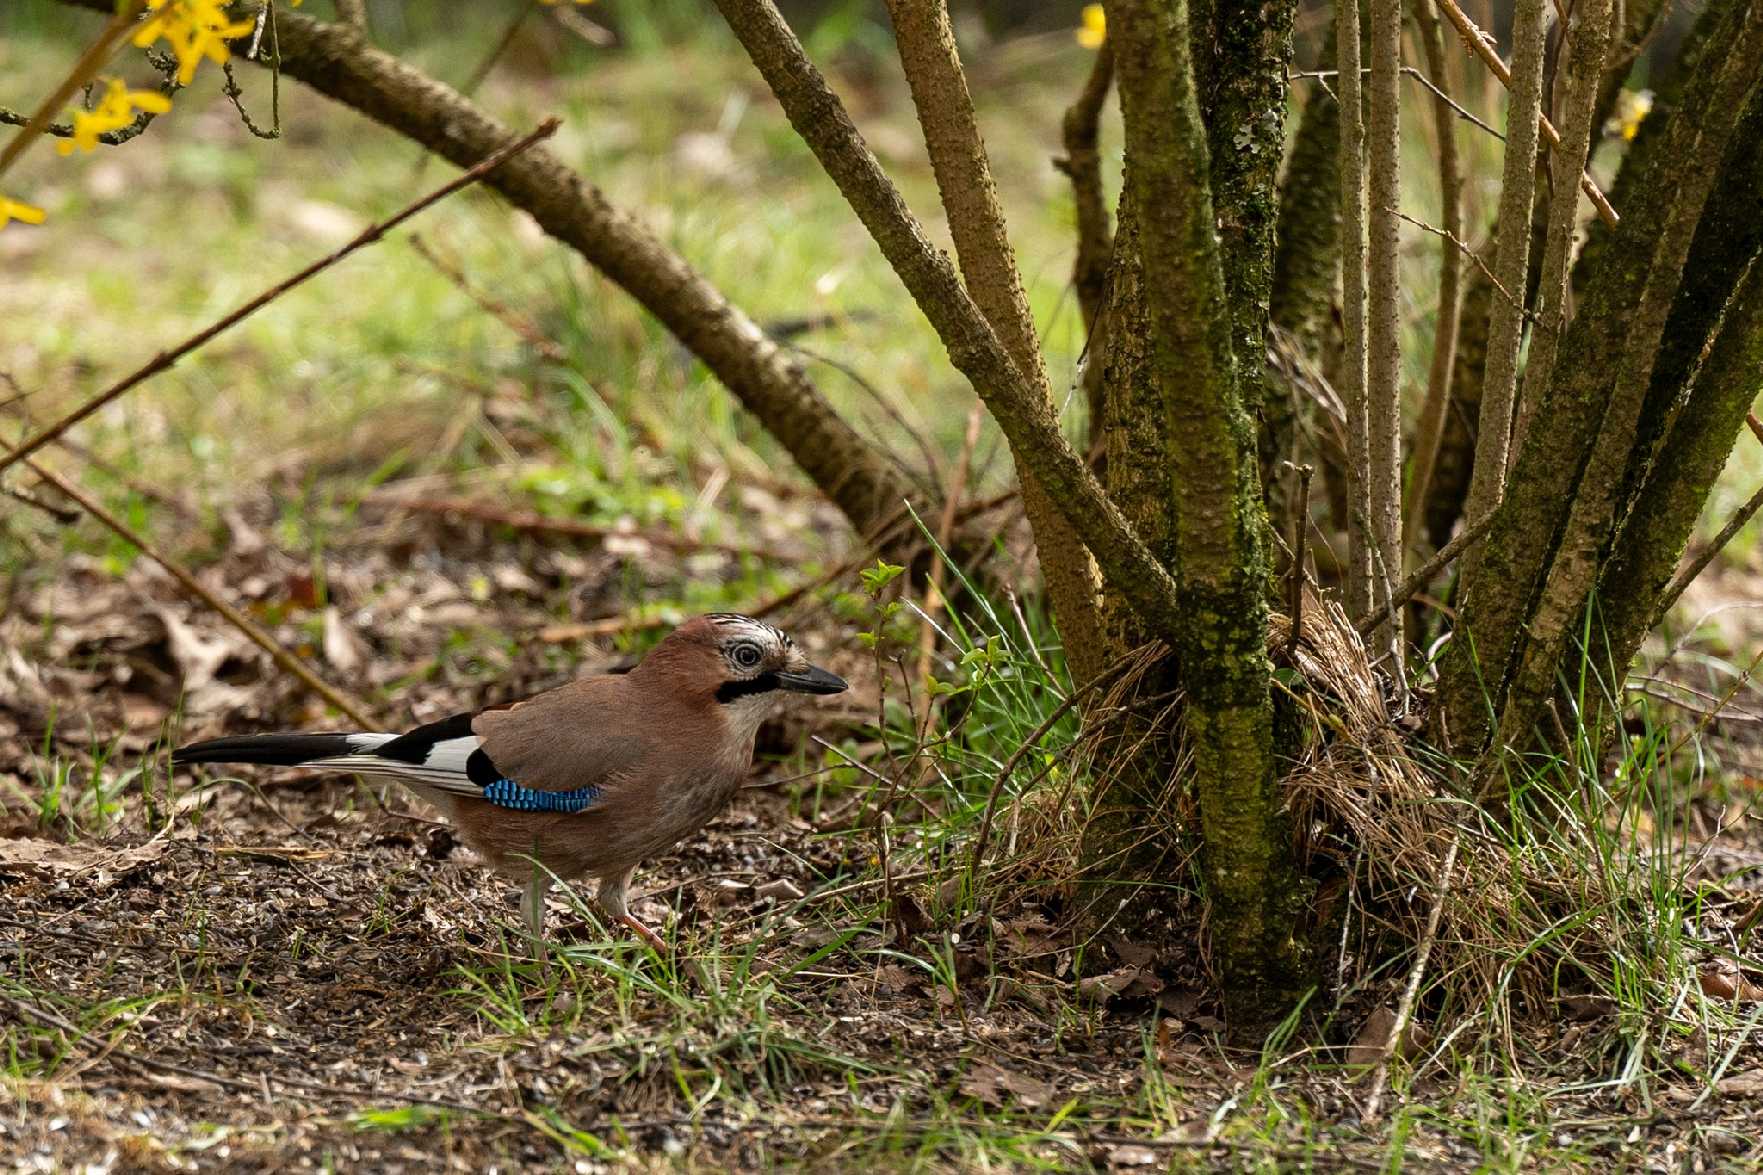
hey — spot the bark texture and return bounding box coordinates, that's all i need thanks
[1402,0,1463,560]
[1108,0,1301,1034]
[1459,0,1547,560]
[1364,0,1403,652]
[1336,0,1373,615]
[1439,2,1763,754]
[1591,84,1763,700]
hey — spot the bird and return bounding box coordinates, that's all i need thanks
[170,613,847,951]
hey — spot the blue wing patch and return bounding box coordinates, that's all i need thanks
[481,778,602,814]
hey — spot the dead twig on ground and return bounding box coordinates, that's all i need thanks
[0,118,562,479]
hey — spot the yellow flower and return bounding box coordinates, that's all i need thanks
[0,194,47,227]
[1077,3,1106,49]
[1616,89,1654,142]
[134,0,258,86]
[56,78,173,155]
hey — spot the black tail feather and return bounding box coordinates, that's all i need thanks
[171,733,362,767]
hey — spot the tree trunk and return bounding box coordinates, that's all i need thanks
[1108,0,1303,1034]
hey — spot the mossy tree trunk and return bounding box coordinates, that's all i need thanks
[1106,0,1304,1030]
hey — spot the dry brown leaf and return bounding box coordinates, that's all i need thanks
[1346,1006,1429,1070]
[959,1062,1054,1109]
[1700,963,1763,1001]
[1717,1069,1763,1096]
[0,837,165,880]
[1079,965,1163,1004]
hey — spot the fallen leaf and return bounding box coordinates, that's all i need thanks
[1718,1069,1763,1096]
[755,877,804,901]
[959,1062,1054,1109]
[1346,1006,1428,1070]
[322,607,369,673]
[0,837,165,881]
[1700,963,1763,1001]
[1079,965,1163,1003]
[1105,1143,1161,1167]
[155,608,233,690]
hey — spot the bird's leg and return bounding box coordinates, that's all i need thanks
[598,865,667,953]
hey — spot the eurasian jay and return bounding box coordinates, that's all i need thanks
[171,614,847,950]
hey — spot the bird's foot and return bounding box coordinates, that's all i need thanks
[618,914,668,954]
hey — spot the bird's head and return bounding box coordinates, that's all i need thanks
[643,614,848,708]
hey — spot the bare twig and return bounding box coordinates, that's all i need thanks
[1652,415,1763,623]
[712,0,1181,643]
[1286,463,1314,659]
[1367,0,1405,653]
[1392,210,1522,315]
[1459,0,1547,571]
[16,456,375,726]
[334,0,368,31]
[408,233,569,363]
[1512,0,1615,447]
[880,0,1105,681]
[1403,0,1466,559]
[0,118,561,479]
[1355,511,1496,636]
[1432,0,1619,226]
[1362,830,1461,1121]
[1057,41,1115,336]
[1339,0,1373,617]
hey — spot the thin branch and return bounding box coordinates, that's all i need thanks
[881,0,1105,681]
[1391,210,1521,317]
[385,496,785,561]
[1367,0,1405,651]
[407,233,569,363]
[1057,42,1115,336]
[16,455,375,726]
[1432,0,1619,226]
[1459,0,1547,570]
[1285,462,1314,659]
[0,118,561,479]
[1513,0,1615,447]
[1653,414,1763,623]
[711,0,1183,642]
[1339,0,1373,617]
[1402,0,1466,559]
[333,0,368,31]
[1355,511,1496,635]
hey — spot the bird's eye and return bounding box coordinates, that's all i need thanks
[730,642,763,670]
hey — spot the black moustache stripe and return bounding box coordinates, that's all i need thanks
[716,672,781,704]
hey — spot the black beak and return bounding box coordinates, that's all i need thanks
[774,664,848,695]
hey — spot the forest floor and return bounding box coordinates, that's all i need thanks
[6,2,1763,1170]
